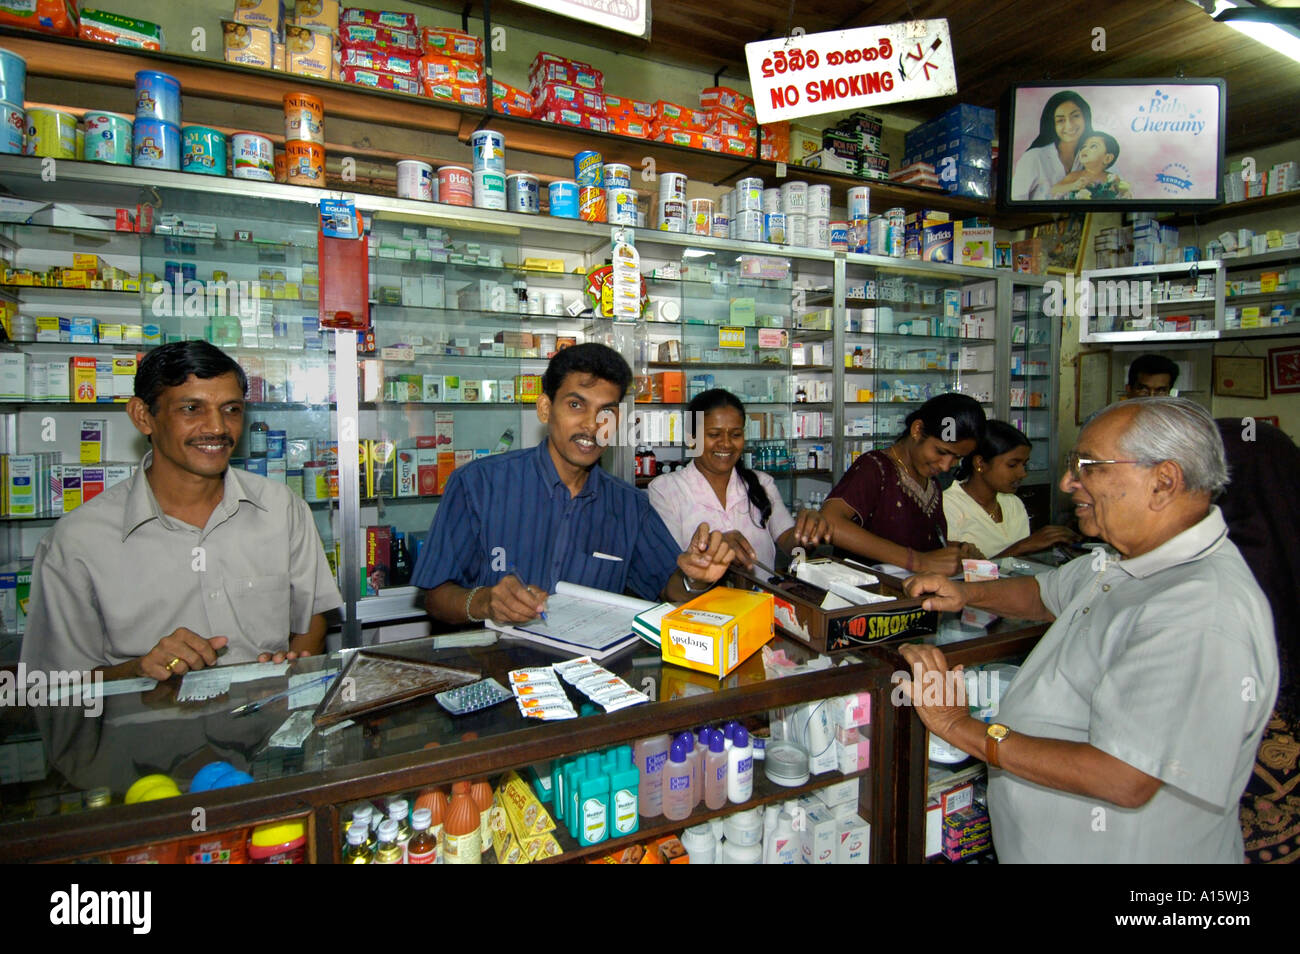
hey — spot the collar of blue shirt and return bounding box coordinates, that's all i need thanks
[122,450,269,540]
[532,437,606,500]
[1116,505,1229,580]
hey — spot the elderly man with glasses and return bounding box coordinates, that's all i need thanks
[898,397,1278,863]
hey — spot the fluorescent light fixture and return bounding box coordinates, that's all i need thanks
[682,248,714,258]
[1203,0,1300,64]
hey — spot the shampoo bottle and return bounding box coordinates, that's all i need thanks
[704,729,728,810]
[764,806,798,864]
[609,746,640,837]
[634,734,671,818]
[663,742,693,821]
[578,752,610,847]
[728,726,754,803]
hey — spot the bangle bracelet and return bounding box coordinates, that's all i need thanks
[466,586,486,623]
[681,572,707,593]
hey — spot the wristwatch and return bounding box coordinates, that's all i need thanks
[985,723,1011,768]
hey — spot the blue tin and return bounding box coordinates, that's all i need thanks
[182,125,227,176]
[548,179,579,218]
[573,150,603,188]
[0,47,26,108]
[135,69,181,126]
[133,118,180,170]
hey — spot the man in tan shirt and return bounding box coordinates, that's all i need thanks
[22,341,342,681]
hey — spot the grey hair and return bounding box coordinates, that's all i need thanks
[1093,397,1228,494]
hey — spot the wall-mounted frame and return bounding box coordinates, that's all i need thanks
[1268,344,1300,394]
[1034,213,1092,275]
[1213,355,1268,399]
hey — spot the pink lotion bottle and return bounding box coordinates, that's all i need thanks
[704,728,728,810]
[634,734,671,818]
[662,741,694,821]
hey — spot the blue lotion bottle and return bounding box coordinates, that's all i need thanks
[608,746,640,837]
[578,752,609,846]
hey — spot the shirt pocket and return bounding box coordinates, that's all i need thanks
[223,574,292,654]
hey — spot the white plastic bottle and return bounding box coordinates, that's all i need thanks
[764,806,799,864]
[704,729,728,810]
[728,726,754,803]
[662,742,693,821]
[634,734,671,818]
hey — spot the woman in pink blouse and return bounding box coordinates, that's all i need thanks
[648,389,830,569]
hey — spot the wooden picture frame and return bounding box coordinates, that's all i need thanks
[1075,350,1112,424]
[1213,355,1268,399]
[1034,213,1092,275]
[1268,345,1300,394]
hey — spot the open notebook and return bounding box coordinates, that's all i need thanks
[486,581,672,660]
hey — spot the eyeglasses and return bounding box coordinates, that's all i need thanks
[1129,385,1171,396]
[1066,452,1142,480]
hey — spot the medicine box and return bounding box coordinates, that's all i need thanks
[416,436,438,495]
[661,586,773,678]
[797,799,839,864]
[0,353,25,400]
[836,815,871,864]
[814,777,860,810]
[436,450,456,494]
[80,420,106,464]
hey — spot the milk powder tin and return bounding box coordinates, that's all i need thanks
[231,131,274,180]
[470,128,505,174]
[764,211,787,245]
[181,125,226,175]
[24,106,77,158]
[578,185,606,222]
[548,179,579,218]
[474,169,507,210]
[607,186,638,225]
[0,47,26,107]
[506,173,540,214]
[711,213,729,239]
[131,118,180,170]
[734,177,764,211]
[135,69,181,126]
[809,217,830,249]
[780,181,807,214]
[84,111,133,165]
[786,213,807,247]
[285,140,325,186]
[658,171,687,202]
[734,210,764,243]
[273,150,286,183]
[848,186,871,220]
[657,198,686,233]
[602,162,631,189]
[688,198,713,236]
[0,104,22,154]
[807,183,831,218]
[283,91,324,144]
[761,187,781,214]
[396,159,433,200]
[574,150,603,187]
[438,165,473,206]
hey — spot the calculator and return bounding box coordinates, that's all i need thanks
[435,678,512,716]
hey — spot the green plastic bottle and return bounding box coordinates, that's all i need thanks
[578,752,609,847]
[608,746,640,838]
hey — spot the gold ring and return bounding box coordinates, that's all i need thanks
[165,657,181,672]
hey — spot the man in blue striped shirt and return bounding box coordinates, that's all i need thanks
[413,343,735,624]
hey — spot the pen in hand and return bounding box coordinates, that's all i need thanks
[506,563,548,621]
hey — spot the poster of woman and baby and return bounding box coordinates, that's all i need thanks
[1008,81,1225,207]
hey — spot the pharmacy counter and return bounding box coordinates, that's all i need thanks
[0,613,1046,863]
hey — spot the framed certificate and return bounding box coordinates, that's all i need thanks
[1213,355,1267,399]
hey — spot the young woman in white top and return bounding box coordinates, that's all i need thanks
[1010,90,1093,201]
[942,420,1079,558]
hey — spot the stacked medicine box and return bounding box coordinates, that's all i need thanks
[902,104,996,200]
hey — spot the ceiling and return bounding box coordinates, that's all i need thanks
[480,0,1300,151]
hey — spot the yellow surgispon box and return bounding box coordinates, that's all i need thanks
[661,587,773,678]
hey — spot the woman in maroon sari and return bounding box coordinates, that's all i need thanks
[822,394,986,576]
